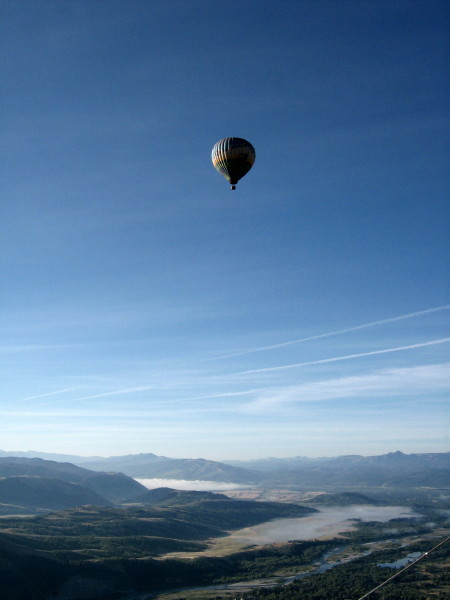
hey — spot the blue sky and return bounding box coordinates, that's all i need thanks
[1,0,449,460]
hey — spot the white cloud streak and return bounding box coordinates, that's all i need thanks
[19,387,84,402]
[236,338,450,376]
[209,305,450,360]
[242,362,450,412]
[68,386,158,402]
[72,388,259,403]
[10,363,447,419]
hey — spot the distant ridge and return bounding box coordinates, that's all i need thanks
[1,450,448,489]
[0,450,256,483]
[71,454,259,483]
[0,450,104,463]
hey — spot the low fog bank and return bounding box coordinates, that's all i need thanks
[229,505,421,545]
[136,478,252,492]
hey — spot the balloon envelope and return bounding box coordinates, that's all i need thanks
[211,137,255,189]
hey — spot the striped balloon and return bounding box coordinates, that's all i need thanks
[211,138,256,190]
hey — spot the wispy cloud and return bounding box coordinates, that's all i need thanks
[235,338,450,376]
[61,387,261,407]
[21,390,261,415]
[242,362,450,412]
[69,386,158,403]
[19,387,84,402]
[209,305,450,360]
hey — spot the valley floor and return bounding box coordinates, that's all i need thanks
[1,485,449,600]
[150,530,450,600]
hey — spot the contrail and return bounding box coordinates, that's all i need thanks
[209,305,450,360]
[70,388,262,404]
[70,386,157,402]
[20,387,83,402]
[236,337,450,375]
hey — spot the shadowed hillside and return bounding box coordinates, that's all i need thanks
[0,457,146,506]
[0,476,112,511]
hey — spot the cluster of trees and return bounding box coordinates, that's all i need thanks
[0,500,315,556]
[342,513,448,544]
[0,535,336,600]
[3,526,448,600]
[238,540,450,600]
[1,488,448,600]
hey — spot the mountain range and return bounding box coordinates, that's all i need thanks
[0,450,448,499]
[232,451,450,488]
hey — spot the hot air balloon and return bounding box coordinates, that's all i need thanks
[211,137,255,190]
